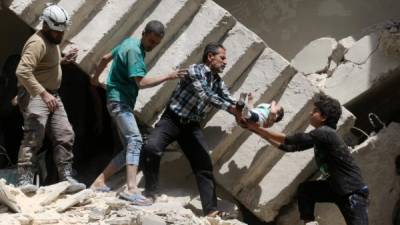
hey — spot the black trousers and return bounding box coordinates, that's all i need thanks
[298,180,369,225]
[142,108,217,215]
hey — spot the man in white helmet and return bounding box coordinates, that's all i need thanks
[15,4,85,194]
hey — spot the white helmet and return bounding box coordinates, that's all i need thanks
[40,5,70,32]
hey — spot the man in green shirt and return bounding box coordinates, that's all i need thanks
[90,20,186,205]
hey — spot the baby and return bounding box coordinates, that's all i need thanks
[237,92,284,128]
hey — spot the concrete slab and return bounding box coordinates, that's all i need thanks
[344,32,380,64]
[232,74,318,192]
[6,0,56,26]
[291,38,337,75]
[324,45,400,104]
[64,0,157,73]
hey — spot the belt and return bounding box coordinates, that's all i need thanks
[165,108,198,124]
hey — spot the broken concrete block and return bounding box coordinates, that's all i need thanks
[105,216,135,225]
[58,0,106,42]
[276,123,400,225]
[64,0,157,73]
[131,0,205,65]
[137,214,166,225]
[238,108,354,222]
[291,38,337,74]
[56,189,95,212]
[218,23,265,87]
[344,32,380,64]
[0,179,21,213]
[206,48,296,164]
[88,202,111,221]
[135,0,236,124]
[225,74,318,194]
[105,197,127,209]
[39,181,71,206]
[324,43,400,104]
[6,0,56,26]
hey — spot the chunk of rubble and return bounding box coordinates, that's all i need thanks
[291,38,337,74]
[344,32,380,64]
[0,179,21,213]
[137,214,166,225]
[56,189,95,212]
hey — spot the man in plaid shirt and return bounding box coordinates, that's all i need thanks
[142,43,240,217]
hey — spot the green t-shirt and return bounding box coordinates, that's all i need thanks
[106,38,147,108]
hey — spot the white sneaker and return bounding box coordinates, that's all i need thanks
[305,221,319,225]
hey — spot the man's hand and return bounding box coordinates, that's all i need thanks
[40,91,58,112]
[168,68,188,80]
[244,119,259,131]
[228,105,247,128]
[61,48,78,64]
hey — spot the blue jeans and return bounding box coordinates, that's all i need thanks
[107,101,142,166]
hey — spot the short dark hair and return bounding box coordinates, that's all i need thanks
[144,20,165,37]
[202,42,225,63]
[313,93,342,129]
[275,107,284,123]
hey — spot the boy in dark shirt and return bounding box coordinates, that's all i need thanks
[245,94,369,225]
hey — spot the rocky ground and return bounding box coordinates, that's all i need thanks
[0,180,247,225]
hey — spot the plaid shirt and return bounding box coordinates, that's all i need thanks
[168,64,236,122]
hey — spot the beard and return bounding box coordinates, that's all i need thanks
[42,30,62,45]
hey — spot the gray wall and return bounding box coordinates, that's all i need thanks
[215,0,400,60]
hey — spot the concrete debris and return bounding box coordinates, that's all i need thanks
[0,181,248,225]
[344,32,380,64]
[0,179,21,213]
[291,37,337,74]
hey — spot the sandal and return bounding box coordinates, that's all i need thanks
[119,192,153,206]
[207,210,235,220]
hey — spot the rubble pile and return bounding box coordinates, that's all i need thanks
[0,180,246,225]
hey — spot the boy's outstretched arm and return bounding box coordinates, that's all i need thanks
[245,120,314,152]
[246,121,286,147]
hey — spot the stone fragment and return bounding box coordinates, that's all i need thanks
[137,214,166,225]
[39,181,71,206]
[56,189,95,212]
[344,32,380,64]
[291,38,337,74]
